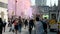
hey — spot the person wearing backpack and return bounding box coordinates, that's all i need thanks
[35,17,44,34]
[40,17,47,34]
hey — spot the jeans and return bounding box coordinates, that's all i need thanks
[9,27,12,32]
[18,25,22,32]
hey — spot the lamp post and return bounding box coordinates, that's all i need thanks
[15,0,17,17]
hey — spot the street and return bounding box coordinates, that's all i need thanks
[3,26,57,34]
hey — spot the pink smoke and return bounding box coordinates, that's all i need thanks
[8,0,33,18]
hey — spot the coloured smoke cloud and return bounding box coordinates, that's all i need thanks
[8,0,33,18]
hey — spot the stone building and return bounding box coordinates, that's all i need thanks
[0,0,8,22]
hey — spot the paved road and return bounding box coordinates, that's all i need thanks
[3,26,57,34]
[3,26,33,34]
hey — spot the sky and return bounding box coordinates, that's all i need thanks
[31,0,35,6]
[31,0,58,6]
[46,0,58,6]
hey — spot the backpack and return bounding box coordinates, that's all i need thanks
[40,20,47,30]
[3,22,6,26]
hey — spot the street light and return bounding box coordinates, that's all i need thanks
[15,0,17,17]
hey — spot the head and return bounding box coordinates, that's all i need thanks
[44,17,47,19]
[36,17,40,21]
[30,19,33,23]
[19,16,21,19]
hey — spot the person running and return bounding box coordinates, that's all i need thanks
[0,18,3,34]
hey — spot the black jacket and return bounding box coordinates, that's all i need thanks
[0,18,3,31]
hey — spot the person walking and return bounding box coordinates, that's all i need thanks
[0,18,3,34]
[42,17,48,34]
[28,19,34,34]
[24,19,28,29]
[9,20,12,32]
[14,18,18,34]
[18,16,22,33]
[3,19,7,32]
[35,17,44,34]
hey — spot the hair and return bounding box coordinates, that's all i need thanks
[19,16,21,18]
[36,17,39,21]
[29,19,34,23]
[44,17,47,19]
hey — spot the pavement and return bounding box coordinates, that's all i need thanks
[2,26,57,34]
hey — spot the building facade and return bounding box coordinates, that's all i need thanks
[35,0,49,19]
[36,6,50,19]
[49,4,58,20]
[35,0,47,6]
[58,0,60,21]
[58,0,60,10]
[0,0,8,22]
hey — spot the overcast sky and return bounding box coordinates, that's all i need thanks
[31,0,58,6]
[47,0,58,6]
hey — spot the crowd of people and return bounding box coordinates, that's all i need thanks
[0,15,49,34]
[8,16,48,34]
